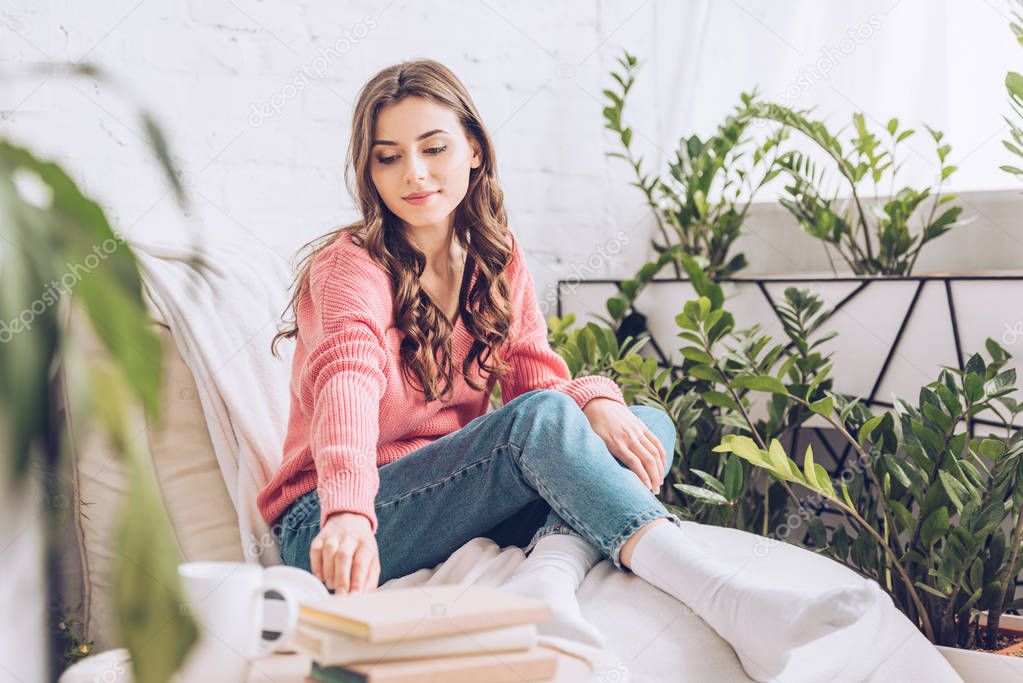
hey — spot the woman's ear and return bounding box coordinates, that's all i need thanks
[470,140,483,171]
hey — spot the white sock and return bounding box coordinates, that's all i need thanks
[499,533,606,648]
[628,521,878,681]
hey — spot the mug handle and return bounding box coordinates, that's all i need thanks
[252,579,299,657]
[252,566,329,656]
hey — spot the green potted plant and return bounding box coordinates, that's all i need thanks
[0,63,198,682]
[600,49,786,350]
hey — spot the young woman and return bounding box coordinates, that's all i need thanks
[258,60,878,679]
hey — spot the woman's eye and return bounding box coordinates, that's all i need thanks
[376,146,446,165]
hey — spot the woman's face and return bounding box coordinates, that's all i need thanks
[370,96,482,233]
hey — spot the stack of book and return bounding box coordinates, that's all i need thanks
[293,584,564,682]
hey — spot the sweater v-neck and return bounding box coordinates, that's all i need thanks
[421,243,467,323]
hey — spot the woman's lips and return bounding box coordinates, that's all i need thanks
[404,190,439,205]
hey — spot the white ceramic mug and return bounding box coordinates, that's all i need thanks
[173,561,327,683]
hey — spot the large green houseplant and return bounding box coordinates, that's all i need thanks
[0,63,198,681]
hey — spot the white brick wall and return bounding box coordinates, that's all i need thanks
[0,0,666,300]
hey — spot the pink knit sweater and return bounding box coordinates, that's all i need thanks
[257,229,626,533]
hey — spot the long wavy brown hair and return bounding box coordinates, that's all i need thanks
[270,59,517,403]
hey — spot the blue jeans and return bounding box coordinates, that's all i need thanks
[274,389,682,585]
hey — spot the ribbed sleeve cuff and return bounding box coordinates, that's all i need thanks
[317,468,381,533]
[558,375,627,411]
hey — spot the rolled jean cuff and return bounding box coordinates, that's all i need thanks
[523,519,579,555]
[607,508,685,573]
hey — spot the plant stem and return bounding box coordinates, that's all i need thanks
[849,188,875,266]
[987,501,1023,647]
[835,496,935,641]
[770,393,936,639]
[840,214,872,273]
[822,243,839,277]
[754,104,875,269]
[700,336,803,518]
[785,394,905,561]
[639,177,683,280]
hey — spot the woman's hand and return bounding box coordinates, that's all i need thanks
[582,398,666,493]
[309,511,380,594]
